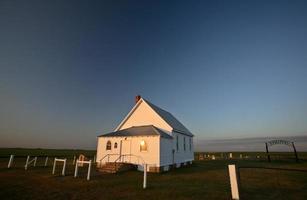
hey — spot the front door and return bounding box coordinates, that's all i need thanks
[120,140,131,163]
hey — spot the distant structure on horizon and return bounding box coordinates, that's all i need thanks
[96,95,194,172]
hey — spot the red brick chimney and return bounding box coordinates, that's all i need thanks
[135,95,141,104]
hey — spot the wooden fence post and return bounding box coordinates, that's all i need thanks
[52,158,66,176]
[143,164,147,189]
[52,158,56,174]
[74,159,79,178]
[45,157,48,166]
[25,156,30,170]
[62,159,66,176]
[87,160,92,180]
[266,142,271,162]
[73,156,76,165]
[74,159,91,181]
[228,165,240,200]
[33,157,37,167]
[8,155,14,168]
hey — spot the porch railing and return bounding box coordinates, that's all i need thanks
[114,154,145,165]
[98,154,120,167]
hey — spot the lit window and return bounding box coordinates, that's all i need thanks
[184,137,186,151]
[140,140,147,152]
[114,142,117,149]
[106,141,111,150]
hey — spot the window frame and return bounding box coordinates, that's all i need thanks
[106,140,112,151]
[140,140,148,152]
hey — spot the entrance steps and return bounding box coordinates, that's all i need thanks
[97,162,136,173]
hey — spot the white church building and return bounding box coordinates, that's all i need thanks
[96,96,194,172]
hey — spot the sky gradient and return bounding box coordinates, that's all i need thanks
[1,0,307,150]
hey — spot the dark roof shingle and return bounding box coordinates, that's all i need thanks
[143,99,193,136]
[99,125,173,139]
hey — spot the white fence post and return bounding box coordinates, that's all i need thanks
[25,156,30,170]
[8,155,14,168]
[228,165,240,200]
[52,158,66,176]
[62,159,67,176]
[74,159,79,178]
[33,157,37,167]
[229,153,233,159]
[73,156,76,165]
[25,156,38,170]
[52,158,56,174]
[45,157,48,166]
[87,160,92,180]
[74,159,91,181]
[143,164,147,189]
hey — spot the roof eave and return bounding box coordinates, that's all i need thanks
[98,134,160,138]
[114,98,144,131]
[173,129,194,137]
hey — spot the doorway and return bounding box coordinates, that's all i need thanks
[120,139,131,163]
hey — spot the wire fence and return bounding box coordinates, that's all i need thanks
[194,152,307,163]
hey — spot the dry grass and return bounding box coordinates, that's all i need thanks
[0,149,307,200]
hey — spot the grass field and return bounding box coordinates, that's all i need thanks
[0,149,307,200]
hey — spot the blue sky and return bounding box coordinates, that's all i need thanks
[1,0,307,149]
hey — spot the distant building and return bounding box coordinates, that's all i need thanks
[96,96,194,172]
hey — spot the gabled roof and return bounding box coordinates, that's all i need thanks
[143,99,193,136]
[99,125,173,139]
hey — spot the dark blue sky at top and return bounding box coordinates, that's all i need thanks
[1,0,307,149]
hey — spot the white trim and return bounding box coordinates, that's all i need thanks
[115,98,172,132]
[115,98,144,131]
[142,99,173,131]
